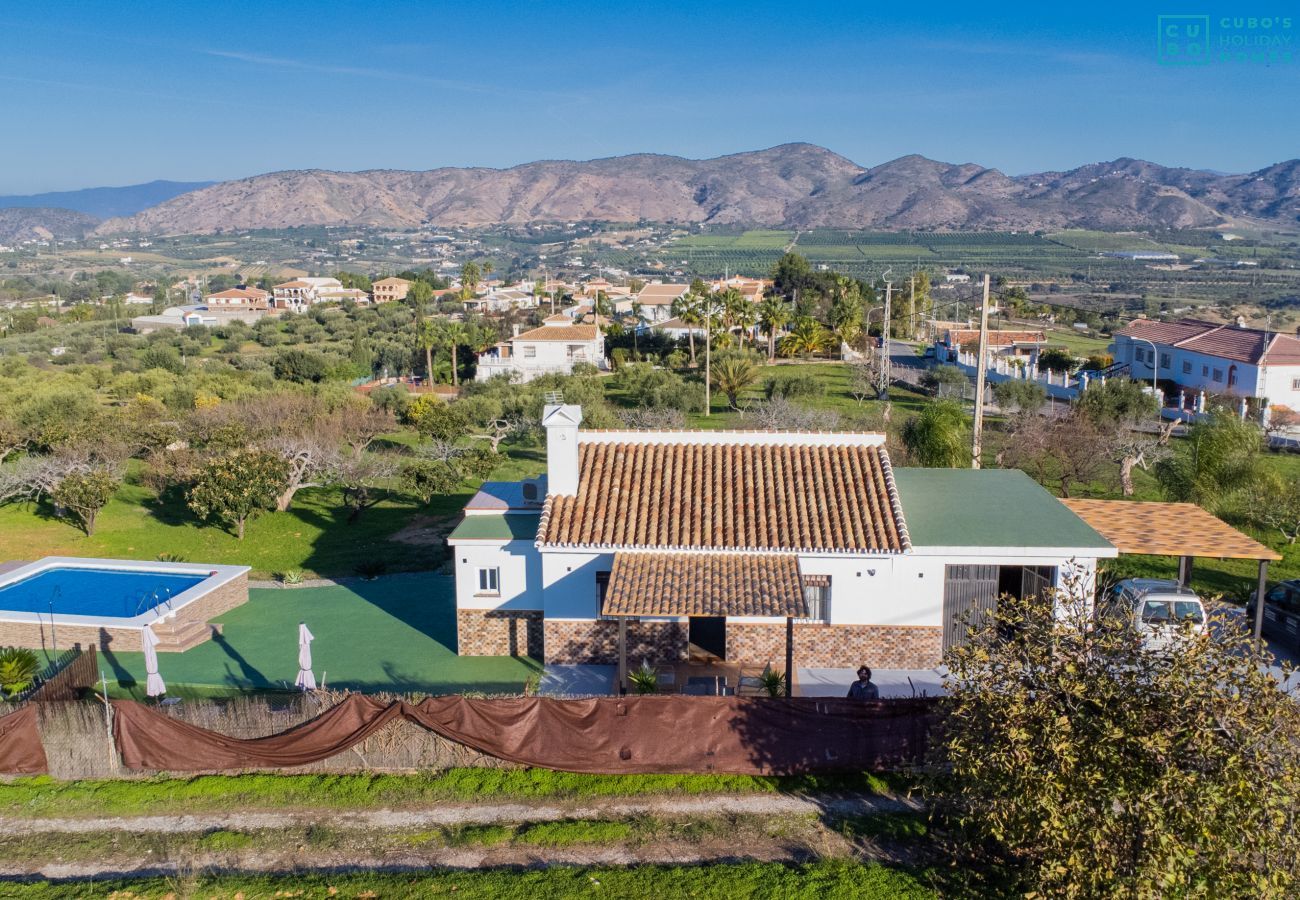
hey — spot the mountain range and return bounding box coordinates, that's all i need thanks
[5,146,1300,237]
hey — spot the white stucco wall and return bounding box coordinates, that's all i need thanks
[533,547,1101,626]
[450,540,543,611]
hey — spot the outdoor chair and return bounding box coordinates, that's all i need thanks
[738,664,770,696]
[655,666,677,690]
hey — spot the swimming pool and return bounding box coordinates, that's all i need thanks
[0,557,250,652]
[0,567,208,618]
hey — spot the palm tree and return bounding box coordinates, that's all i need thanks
[438,319,470,386]
[780,316,830,359]
[711,352,760,410]
[482,260,494,282]
[629,300,647,356]
[757,293,791,363]
[672,291,706,365]
[416,317,438,382]
[722,288,756,348]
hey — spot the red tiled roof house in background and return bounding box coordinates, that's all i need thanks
[447,404,1117,686]
[1110,318,1300,416]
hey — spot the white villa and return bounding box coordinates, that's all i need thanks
[634,283,688,324]
[1110,318,1300,414]
[271,277,350,311]
[448,404,1117,680]
[474,317,606,382]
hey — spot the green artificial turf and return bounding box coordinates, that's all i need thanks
[99,573,540,696]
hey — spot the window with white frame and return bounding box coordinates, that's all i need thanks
[800,575,831,623]
[476,567,500,594]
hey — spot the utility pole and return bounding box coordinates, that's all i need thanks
[971,273,991,469]
[877,276,893,399]
[704,292,712,416]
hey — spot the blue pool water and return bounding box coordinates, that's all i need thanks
[0,567,207,618]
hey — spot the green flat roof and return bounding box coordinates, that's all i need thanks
[892,468,1115,550]
[447,514,539,542]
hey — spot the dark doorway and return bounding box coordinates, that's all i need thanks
[689,617,726,661]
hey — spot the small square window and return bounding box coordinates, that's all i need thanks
[1212,369,1223,383]
[800,576,831,623]
[1202,365,1209,376]
[1159,353,1171,370]
[1292,377,1300,391]
[523,346,536,358]
[476,567,500,594]
[1182,361,1192,375]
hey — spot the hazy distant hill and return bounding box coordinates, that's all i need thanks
[0,207,99,243]
[0,180,213,219]
[94,145,1300,234]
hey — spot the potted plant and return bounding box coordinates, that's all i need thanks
[627,661,659,694]
[759,668,787,698]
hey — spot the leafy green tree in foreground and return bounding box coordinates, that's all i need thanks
[901,400,969,468]
[187,450,289,540]
[934,579,1300,898]
[0,647,39,697]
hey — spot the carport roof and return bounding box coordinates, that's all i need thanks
[892,469,1115,551]
[1058,499,1281,562]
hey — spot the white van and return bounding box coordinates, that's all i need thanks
[1100,578,1208,652]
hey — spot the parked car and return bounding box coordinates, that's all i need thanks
[1099,578,1207,652]
[1245,580,1300,651]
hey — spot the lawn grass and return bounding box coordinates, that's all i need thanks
[0,859,939,899]
[98,573,540,696]
[0,769,906,818]
[0,447,546,580]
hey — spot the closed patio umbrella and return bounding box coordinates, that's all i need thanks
[142,624,166,698]
[295,622,316,691]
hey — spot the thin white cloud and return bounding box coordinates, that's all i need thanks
[203,49,582,101]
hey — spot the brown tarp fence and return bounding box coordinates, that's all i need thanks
[114,694,938,775]
[0,706,49,775]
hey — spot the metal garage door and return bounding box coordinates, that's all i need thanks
[943,564,999,651]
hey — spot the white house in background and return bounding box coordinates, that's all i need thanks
[123,291,155,306]
[447,404,1117,678]
[655,316,705,341]
[270,277,346,311]
[1110,318,1300,413]
[634,282,688,324]
[463,288,539,314]
[474,317,606,382]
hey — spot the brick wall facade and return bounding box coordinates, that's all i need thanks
[457,608,544,658]
[0,572,249,654]
[543,619,688,666]
[727,622,942,670]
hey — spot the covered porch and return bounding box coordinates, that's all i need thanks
[1060,499,1282,645]
[601,551,809,696]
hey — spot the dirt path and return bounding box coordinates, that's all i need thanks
[2,791,917,834]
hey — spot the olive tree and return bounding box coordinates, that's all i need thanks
[934,577,1300,898]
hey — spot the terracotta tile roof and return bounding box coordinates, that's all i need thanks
[208,288,268,300]
[1059,499,1281,561]
[513,323,599,342]
[603,552,808,617]
[636,283,688,305]
[373,277,411,287]
[945,329,1044,347]
[539,437,909,553]
[1116,318,1300,365]
[273,280,312,289]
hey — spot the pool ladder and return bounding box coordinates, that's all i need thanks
[133,588,175,619]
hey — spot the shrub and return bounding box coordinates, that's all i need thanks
[763,371,824,400]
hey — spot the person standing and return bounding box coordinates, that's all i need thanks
[847,665,880,700]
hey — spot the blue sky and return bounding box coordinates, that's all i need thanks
[1,1,1297,193]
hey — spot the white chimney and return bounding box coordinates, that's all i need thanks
[542,403,583,496]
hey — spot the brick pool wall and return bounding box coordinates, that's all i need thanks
[0,572,250,653]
